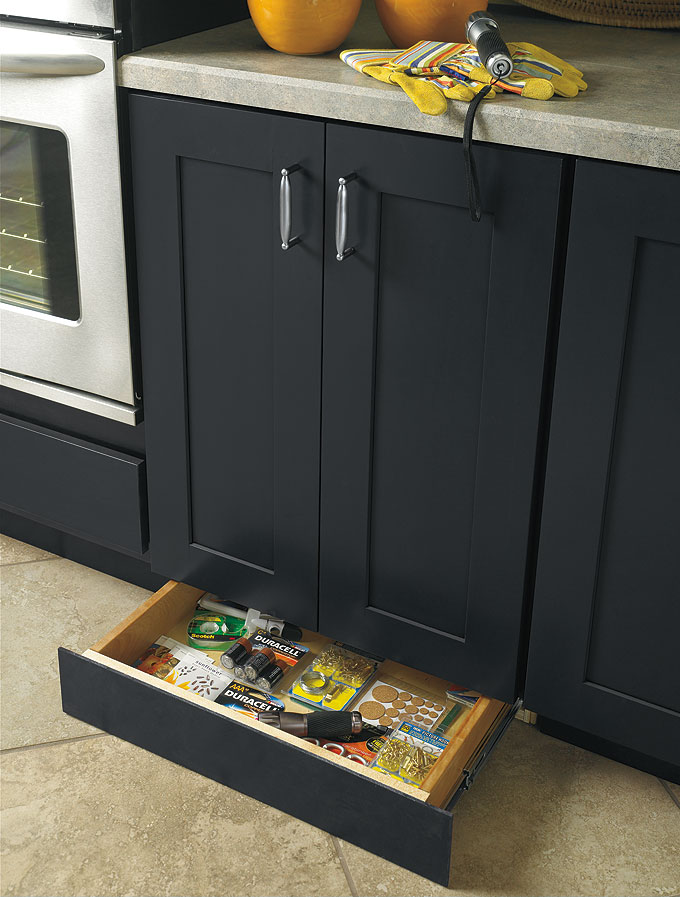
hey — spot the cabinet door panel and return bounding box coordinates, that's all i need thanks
[182,158,275,571]
[320,124,563,701]
[368,193,489,638]
[526,161,680,764]
[130,95,324,630]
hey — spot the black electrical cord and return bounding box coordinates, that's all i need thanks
[462,77,500,223]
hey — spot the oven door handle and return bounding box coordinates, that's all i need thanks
[0,53,105,76]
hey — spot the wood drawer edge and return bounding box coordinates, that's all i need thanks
[90,580,204,658]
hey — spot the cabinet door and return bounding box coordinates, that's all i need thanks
[525,161,680,765]
[130,95,324,630]
[320,124,563,701]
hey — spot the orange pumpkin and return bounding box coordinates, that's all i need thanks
[248,0,363,55]
[375,0,488,47]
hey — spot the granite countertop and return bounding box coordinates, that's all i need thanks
[118,3,680,171]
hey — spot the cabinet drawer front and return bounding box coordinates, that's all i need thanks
[59,580,515,885]
[0,414,147,554]
[59,650,454,884]
[320,124,564,702]
[130,93,324,631]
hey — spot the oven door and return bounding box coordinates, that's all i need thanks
[0,22,137,423]
[0,2,115,29]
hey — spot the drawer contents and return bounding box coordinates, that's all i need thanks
[77,581,513,821]
[290,644,378,711]
[258,709,363,738]
[188,610,242,651]
[219,636,254,671]
[446,685,480,706]
[432,702,467,735]
[372,722,450,785]
[254,659,289,691]
[133,636,232,699]
[357,675,449,730]
[197,594,303,642]
[243,646,276,681]
[220,629,308,692]
[215,681,285,719]
[306,724,390,767]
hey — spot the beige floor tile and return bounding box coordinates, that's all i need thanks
[1,558,150,750]
[339,722,680,897]
[0,534,57,565]
[0,736,352,897]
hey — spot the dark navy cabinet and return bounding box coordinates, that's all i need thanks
[525,161,680,769]
[130,94,325,632]
[319,125,564,701]
[130,93,564,702]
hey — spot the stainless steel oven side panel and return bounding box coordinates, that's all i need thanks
[0,1,115,29]
[0,23,135,406]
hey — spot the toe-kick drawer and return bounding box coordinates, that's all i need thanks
[59,581,516,885]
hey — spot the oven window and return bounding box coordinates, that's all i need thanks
[0,121,80,320]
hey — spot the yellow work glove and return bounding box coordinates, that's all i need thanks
[362,63,450,114]
[363,64,493,114]
[442,41,587,99]
[341,46,496,116]
[342,41,585,110]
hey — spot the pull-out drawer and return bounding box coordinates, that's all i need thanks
[59,581,517,885]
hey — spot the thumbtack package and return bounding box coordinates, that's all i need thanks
[289,643,378,712]
[371,721,449,785]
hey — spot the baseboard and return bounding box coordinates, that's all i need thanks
[1,509,165,592]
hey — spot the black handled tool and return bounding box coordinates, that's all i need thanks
[466,11,513,79]
[257,710,363,739]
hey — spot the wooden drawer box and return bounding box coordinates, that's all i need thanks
[59,581,516,885]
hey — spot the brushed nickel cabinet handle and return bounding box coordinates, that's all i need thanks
[280,164,301,250]
[335,173,357,261]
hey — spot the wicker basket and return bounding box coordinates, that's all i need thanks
[514,0,680,28]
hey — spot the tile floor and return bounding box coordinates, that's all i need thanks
[1,533,679,897]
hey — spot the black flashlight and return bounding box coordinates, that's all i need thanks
[257,710,363,739]
[466,11,513,79]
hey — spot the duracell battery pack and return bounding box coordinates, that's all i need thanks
[215,681,285,720]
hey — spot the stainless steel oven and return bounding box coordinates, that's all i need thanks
[0,0,248,424]
[0,2,116,28]
[0,19,136,423]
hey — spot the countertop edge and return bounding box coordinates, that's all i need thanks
[117,57,680,173]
